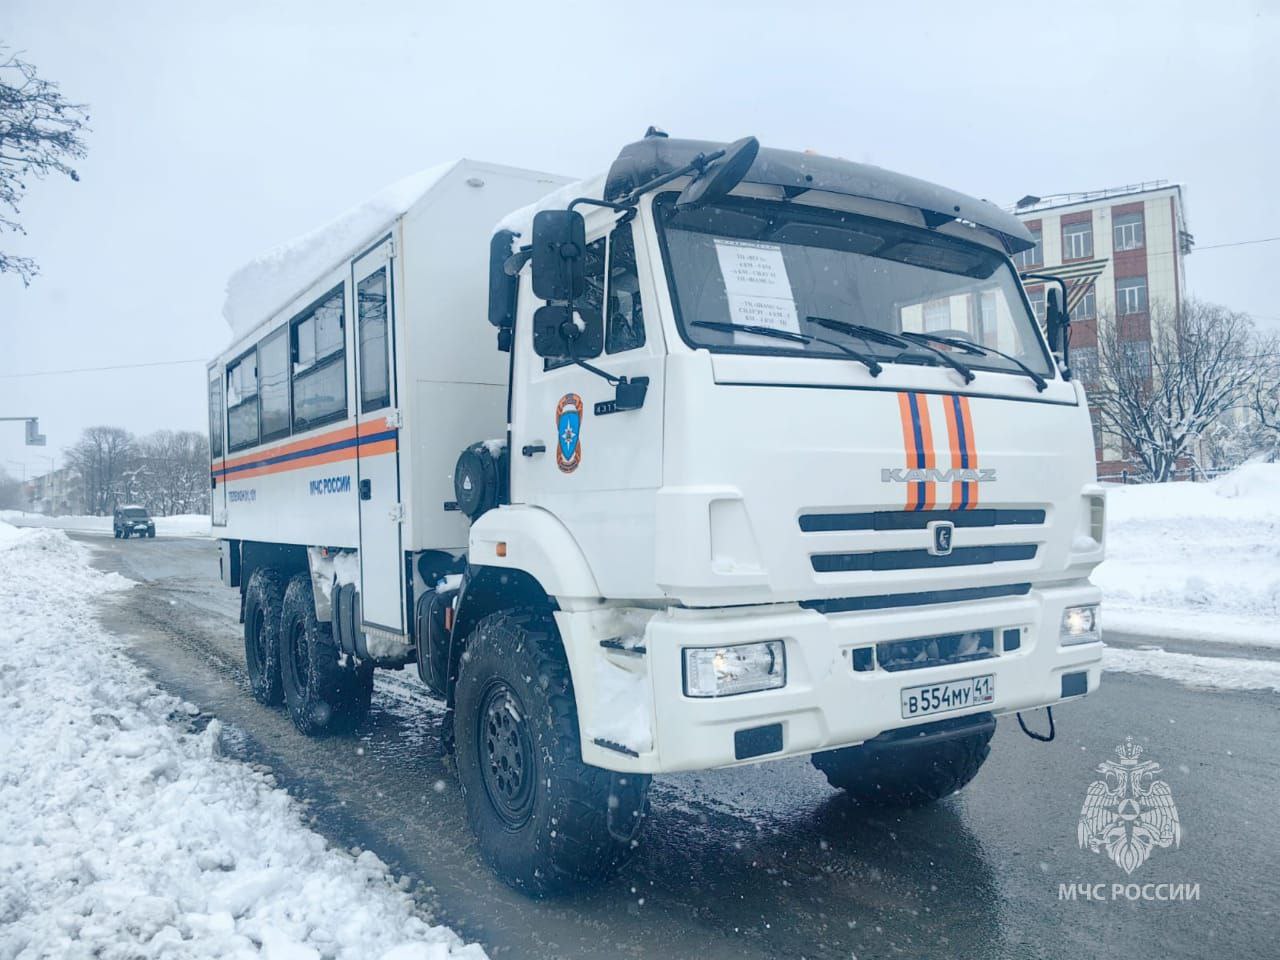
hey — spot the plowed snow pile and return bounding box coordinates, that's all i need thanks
[1095,463,1280,648]
[0,522,484,960]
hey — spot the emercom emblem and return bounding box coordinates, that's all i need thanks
[1078,737,1182,874]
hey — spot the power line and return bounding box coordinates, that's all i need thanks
[1192,236,1280,252]
[0,358,207,379]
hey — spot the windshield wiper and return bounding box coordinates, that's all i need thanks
[806,316,974,385]
[899,331,1048,392]
[692,320,882,376]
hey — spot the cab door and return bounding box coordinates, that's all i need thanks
[509,219,665,596]
[352,240,405,634]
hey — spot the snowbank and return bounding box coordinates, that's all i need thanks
[222,162,458,341]
[0,511,212,538]
[1105,646,1280,694]
[0,521,484,960]
[1095,463,1280,648]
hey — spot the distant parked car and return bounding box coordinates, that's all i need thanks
[113,505,155,539]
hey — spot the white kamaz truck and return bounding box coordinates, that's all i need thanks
[209,133,1105,894]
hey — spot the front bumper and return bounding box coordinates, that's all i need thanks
[563,581,1102,773]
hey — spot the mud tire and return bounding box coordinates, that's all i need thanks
[454,610,651,896]
[811,716,995,807]
[279,574,372,735]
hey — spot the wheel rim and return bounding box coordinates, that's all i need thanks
[288,619,308,691]
[477,681,536,827]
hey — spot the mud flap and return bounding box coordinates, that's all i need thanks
[606,771,648,844]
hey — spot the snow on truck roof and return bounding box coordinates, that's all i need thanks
[220,160,460,342]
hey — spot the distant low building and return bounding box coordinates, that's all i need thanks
[27,466,79,515]
[1010,182,1192,477]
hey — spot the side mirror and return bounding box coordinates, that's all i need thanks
[532,304,603,359]
[531,210,586,302]
[676,136,759,207]
[1046,288,1069,353]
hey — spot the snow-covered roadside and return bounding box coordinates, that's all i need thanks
[1095,463,1280,649]
[0,521,483,960]
[1104,646,1280,694]
[0,511,211,539]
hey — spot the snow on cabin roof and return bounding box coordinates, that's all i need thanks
[493,173,603,240]
[220,160,461,342]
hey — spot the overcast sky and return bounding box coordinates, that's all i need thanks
[2,0,1277,480]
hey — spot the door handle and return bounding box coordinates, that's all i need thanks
[359,479,372,500]
[522,442,546,457]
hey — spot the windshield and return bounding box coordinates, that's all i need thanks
[122,508,149,519]
[654,193,1054,378]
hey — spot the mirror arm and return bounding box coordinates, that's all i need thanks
[568,197,634,215]
[573,358,621,385]
[620,149,725,206]
[503,246,532,277]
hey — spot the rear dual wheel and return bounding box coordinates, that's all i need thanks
[279,573,373,735]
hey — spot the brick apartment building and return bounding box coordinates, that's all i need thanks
[1010,182,1192,477]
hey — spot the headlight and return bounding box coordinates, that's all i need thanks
[683,640,786,698]
[1060,604,1101,645]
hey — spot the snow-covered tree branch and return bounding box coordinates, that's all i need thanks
[0,47,90,284]
[1091,299,1257,481]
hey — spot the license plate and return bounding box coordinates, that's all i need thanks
[900,674,994,719]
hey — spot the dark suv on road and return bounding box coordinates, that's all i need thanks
[113,505,155,539]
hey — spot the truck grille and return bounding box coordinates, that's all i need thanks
[811,543,1037,573]
[876,628,996,672]
[799,507,1045,532]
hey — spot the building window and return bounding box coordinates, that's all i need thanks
[1121,339,1152,376]
[923,299,952,331]
[1073,283,1097,320]
[226,353,259,451]
[1013,227,1042,269]
[1113,211,1145,251]
[1090,411,1103,451]
[258,328,290,441]
[1116,277,1148,315]
[1062,219,1093,260]
[1025,284,1046,323]
[292,286,347,431]
[606,222,646,354]
[1072,345,1100,385]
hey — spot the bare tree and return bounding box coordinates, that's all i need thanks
[65,426,134,515]
[1092,298,1256,482]
[0,48,90,284]
[134,430,211,515]
[1245,330,1280,460]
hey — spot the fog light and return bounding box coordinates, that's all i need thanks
[1060,604,1101,645]
[683,640,786,698]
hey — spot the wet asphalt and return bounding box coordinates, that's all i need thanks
[71,532,1280,960]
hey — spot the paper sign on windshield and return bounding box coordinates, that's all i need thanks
[713,239,800,345]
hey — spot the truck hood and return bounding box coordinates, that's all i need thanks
[655,353,1104,607]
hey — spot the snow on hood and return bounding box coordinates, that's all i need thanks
[222,160,460,342]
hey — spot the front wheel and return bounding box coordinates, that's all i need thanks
[811,714,995,807]
[454,611,651,896]
[279,574,373,735]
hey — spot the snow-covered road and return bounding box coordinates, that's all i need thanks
[0,522,483,960]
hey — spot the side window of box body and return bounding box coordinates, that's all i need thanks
[291,285,349,432]
[226,351,259,451]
